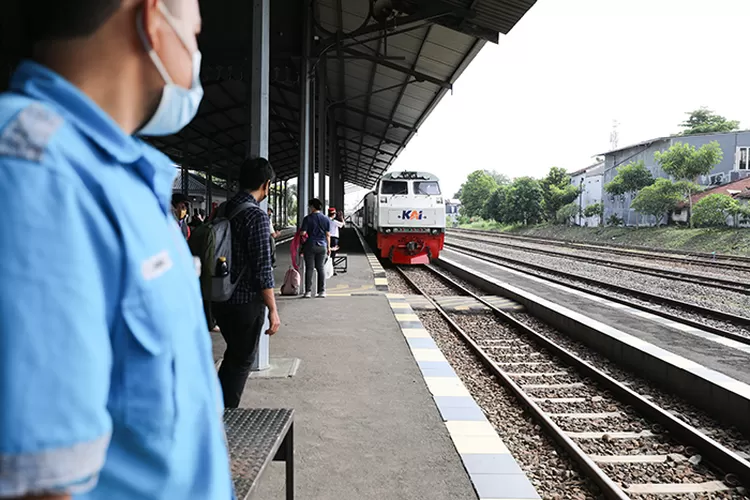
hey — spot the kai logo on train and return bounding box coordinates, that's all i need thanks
[401,210,424,220]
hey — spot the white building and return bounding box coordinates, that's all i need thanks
[569,161,604,226]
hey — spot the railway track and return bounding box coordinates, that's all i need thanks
[448,228,750,272]
[448,232,750,295]
[396,264,750,499]
[442,242,750,345]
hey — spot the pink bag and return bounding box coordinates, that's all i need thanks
[280,266,301,296]
[289,229,308,271]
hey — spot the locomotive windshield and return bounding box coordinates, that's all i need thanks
[381,180,408,195]
[413,181,441,195]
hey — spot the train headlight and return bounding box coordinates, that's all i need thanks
[380,196,387,203]
[384,228,392,233]
[431,228,441,235]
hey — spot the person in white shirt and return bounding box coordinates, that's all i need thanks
[328,207,345,275]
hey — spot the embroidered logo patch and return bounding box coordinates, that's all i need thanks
[141,251,173,281]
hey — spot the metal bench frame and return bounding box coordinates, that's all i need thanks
[223,408,294,500]
[333,253,348,273]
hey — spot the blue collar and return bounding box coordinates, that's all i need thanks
[11,60,177,212]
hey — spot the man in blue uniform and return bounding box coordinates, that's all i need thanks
[0,0,234,499]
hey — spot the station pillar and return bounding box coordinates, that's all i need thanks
[297,0,312,228]
[317,60,327,210]
[247,0,271,372]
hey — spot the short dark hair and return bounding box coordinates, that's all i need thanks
[23,1,122,42]
[171,193,190,208]
[239,157,275,191]
[309,198,323,211]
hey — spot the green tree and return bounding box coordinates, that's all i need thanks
[604,160,654,226]
[505,177,544,225]
[485,170,510,186]
[458,170,498,217]
[482,186,509,222]
[692,193,739,227]
[540,167,579,221]
[680,107,740,136]
[630,178,683,225]
[655,141,723,227]
[583,202,605,227]
[556,202,579,226]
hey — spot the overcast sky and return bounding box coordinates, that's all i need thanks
[345,0,750,206]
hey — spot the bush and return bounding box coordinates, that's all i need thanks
[556,202,579,225]
[607,214,623,227]
[692,193,739,227]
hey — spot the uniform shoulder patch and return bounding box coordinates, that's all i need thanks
[0,102,63,163]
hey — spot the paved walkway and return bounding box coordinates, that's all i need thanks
[211,229,478,500]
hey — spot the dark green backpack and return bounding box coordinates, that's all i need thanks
[188,202,252,302]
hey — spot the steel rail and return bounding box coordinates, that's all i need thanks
[399,264,750,492]
[394,266,630,500]
[444,243,750,337]
[449,232,750,295]
[448,228,750,270]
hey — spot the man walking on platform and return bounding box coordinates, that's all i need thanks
[0,1,235,499]
[213,158,281,408]
[300,198,331,298]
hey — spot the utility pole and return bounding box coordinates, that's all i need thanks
[610,120,619,151]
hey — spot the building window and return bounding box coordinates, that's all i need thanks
[738,147,750,170]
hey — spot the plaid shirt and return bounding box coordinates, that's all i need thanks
[225,192,274,304]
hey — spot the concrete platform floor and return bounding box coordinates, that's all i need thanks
[211,229,478,500]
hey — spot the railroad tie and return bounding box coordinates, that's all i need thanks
[521,382,585,389]
[624,481,730,495]
[547,412,622,419]
[529,397,587,403]
[505,372,569,377]
[565,430,654,439]
[590,454,687,464]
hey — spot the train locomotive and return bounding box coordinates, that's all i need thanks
[353,171,445,265]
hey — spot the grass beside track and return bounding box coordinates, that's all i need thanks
[456,223,750,256]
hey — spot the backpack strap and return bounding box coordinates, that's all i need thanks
[227,201,254,220]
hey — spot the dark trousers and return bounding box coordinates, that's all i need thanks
[330,236,339,260]
[213,300,266,408]
[203,299,216,330]
[304,243,327,294]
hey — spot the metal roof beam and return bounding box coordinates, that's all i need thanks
[198,103,245,119]
[341,150,388,165]
[336,104,415,131]
[339,144,393,159]
[339,46,452,91]
[319,3,473,47]
[336,122,400,146]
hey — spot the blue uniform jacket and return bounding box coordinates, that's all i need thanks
[0,61,233,499]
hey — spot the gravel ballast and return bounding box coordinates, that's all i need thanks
[409,267,749,498]
[451,239,750,317]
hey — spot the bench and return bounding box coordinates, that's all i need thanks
[223,408,295,500]
[333,253,348,273]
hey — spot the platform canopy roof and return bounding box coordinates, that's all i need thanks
[147,0,536,189]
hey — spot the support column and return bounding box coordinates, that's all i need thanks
[297,0,312,228]
[328,119,337,211]
[308,75,316,202]
[247,0,271,372]
[206,166,212,214]
[283,180,288,226]
[317,59,327,211]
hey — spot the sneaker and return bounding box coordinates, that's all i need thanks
[303,292,312,298]
[316,292,327,298]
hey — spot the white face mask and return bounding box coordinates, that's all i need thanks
[136,2,204,137]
